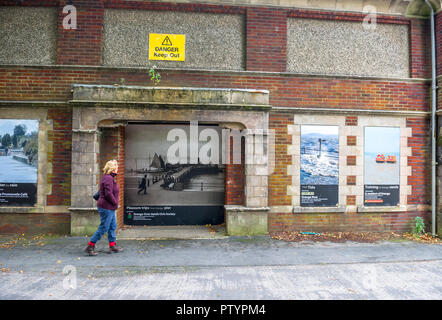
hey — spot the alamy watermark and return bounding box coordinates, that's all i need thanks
[62,265,77,290]
[62,5,77,30]
[362,5,377,31]
[166,121,275,174]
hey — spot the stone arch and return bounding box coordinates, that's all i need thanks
[405,0,441,17]
[69,85,271,236]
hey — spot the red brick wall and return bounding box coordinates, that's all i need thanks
[46,108,72,206]
[0,0,57,6]
[269,113,432,234]
[0,68,430,112]
[287,8,409,24]
[436,11,442,77]
[0,2,433,235]
[225,136,245,206]
[105,0,245,14]
[116,126,125,227]
[410,19,432,79]
[0,212,70,235]
[246,7,286,72]
[57,0,104,66]
[269,112,293,206]
[98,126,125,228]
[269,211,431,233]
[0,106,72,235]
[407,117,431,205]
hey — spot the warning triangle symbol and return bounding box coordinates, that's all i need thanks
[161,36,173,46]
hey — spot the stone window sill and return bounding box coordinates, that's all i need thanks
[0,206,44,214]
[292,206,346,214]
[224,205,270,213]
[357,205,406,213]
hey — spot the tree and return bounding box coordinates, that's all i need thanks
[13,124,26,137]
[23,132,38,165]
[2,134,11,149]
[12,135,18,148]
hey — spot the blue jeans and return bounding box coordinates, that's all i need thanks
[90,208,117,244]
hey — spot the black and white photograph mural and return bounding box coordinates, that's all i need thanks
[0,119,38,206]
[364,126,400,206]
[124,123,225,225]
[300,125,339,207]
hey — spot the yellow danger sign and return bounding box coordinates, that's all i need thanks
[149,33,185,62]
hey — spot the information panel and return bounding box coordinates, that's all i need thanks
[0,119,38,206]
[300,125,339,207]
[124,123,225,225]
[364,127,400,206]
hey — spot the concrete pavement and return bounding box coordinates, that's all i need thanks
[1,235,442,300]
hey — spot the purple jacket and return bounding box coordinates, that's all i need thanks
[97,174,119,210]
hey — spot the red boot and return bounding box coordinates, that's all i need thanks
[108,242,123,254]
[84,242,98,256]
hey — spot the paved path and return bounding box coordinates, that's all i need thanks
[1,236,442,300]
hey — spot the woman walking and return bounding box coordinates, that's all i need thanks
[85,159,123,256]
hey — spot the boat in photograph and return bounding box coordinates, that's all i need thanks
[375,154,386,163]
[386,155,397,163]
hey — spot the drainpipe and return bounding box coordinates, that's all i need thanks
[424,0,437,236]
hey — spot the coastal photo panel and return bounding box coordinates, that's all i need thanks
[124,123,225,226]
[300,125,339,207]
[0,119,39,206]
[364,126,400,206]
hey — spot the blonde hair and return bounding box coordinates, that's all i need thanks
[103,159,118,175]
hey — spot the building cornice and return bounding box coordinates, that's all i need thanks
[0,64,431,84]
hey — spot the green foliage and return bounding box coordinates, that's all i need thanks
[12,135,18,148]
[149,67,161,85]
[23,132,38,165]
[412,216,425,236]
[13,124,26,137]
[1,133,11,149]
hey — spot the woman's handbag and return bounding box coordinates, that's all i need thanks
[93,191,99,201]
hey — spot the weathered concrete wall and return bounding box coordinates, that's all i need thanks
[0,212,70,235]
[103,9,245,70]
[225,206,268,235]
[287,18,410,78]
[0,7,57,65]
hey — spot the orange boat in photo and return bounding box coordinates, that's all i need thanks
[375,154,385,163]
[386,155,397,163]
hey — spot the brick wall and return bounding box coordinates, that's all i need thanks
[0,1,434,235]
[0,212,70,235]
[269,211,431,233]
[406,117,431,205]
[410,19,432,79]
[46,108,72,206]
[0,68,430,112]
[98,126,125,228]
[57,0,104,65]
[246,7,286,72]
[225,136,245,205]
[436,11,442,77]
[269,112,293,206]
